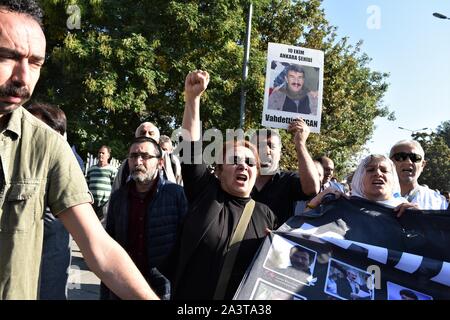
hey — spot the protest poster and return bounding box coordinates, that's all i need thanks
[262,42,324,133]
[234,197,450,300]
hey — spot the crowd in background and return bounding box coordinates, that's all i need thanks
[0,0,448,301]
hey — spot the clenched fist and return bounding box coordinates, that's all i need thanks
[185,70,210,102]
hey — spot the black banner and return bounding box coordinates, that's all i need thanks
[234,197,450,300]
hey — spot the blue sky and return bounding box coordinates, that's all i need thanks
[321,0,450,156]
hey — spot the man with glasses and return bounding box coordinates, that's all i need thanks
[112,122,161,193]
[389,140,448,209]
[101,136,187,299]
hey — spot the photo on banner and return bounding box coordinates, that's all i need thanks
[386,281,433,300]
[250,278,307,300]
[234,199,450,300]
[324,258,375,300]
[263,234,317,286]
[262,42,324,133]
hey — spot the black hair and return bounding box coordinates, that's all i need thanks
[0,0,44,27]
[250,128,281,148]
[130,136,163,158]
[399,289,418,300]
[25,102,66,135]
[285,64,305,75]
[289,245,313,263]
[315,156,333,164]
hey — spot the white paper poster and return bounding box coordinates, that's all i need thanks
[262,42,324,132]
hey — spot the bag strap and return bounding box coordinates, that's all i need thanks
[213,199,256,300]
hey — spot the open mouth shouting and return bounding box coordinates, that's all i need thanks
[401,167,414,176]
[235,173,248,186]
[260,161,271,168]
[220,145,258,197]
[371,178,385,187]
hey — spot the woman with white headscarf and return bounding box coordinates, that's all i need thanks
[305,154,417,217]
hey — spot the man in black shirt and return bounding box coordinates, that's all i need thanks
[251,124,320,224]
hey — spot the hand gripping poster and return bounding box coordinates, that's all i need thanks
[262,42,324,133]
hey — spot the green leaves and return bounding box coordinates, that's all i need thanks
[36,0,392,169]
[415,122,450,192]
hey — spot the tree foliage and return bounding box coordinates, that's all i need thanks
[35,0,392,167]
[437,120,450,148]
[414,121,450,192]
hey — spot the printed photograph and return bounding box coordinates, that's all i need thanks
[263,234,317,286]
[324,258,375,300]
[250,278,307,300]
[267,61,320,116]
[262,43,324,132]
[387,281,433,300]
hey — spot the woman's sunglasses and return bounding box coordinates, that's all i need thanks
[227,156,256,167]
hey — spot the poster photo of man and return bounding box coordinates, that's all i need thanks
[387,281,433,300]
[267,62,320,115]
[324,258,375,300]
[262,42,324,132]
[263,234,317,286]
[250,278,307,300]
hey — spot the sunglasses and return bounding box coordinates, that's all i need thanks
[391,152,423,163]
[129,152,159,160]
[227,156,256,167]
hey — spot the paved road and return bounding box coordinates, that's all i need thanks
[67,240,100,300]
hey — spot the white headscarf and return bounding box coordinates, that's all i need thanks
[351,154,402,203]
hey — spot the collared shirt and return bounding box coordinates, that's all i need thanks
[127,179,158,279]
[405,185,448,210]
[0,107,93,300]
[322,180,346,193]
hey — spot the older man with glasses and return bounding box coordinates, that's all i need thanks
[389,140,448,209]
[101,136,187,300]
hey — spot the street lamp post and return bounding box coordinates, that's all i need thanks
[398,126,429,135]
[433,12,450,20]
[239,2,253,129]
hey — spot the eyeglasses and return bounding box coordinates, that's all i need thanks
[391,152,423,163]
[129,152,158,160]
[227,156,256,167]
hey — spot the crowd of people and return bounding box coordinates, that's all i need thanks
[0,0,448,301]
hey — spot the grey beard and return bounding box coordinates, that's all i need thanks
[131,170,155,184]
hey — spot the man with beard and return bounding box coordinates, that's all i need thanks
[0,0,158,299]
[250,123,320,224]
[268,64,317,115]
[102,136,187,299]
[111,121,160,193]
[266,245,314,283]
[389,140,448,209]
